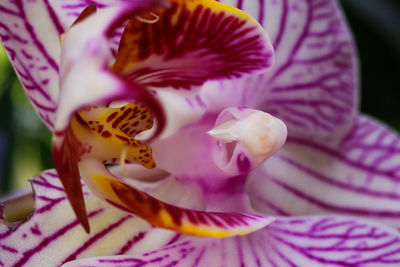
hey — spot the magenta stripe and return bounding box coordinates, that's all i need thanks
[356,248,400,265]
[270,225,388,240]
[287,137,400,181]
[43,0,64,35]
[268,1,313,84]
[270,234,356,266]
[45,171,59,178]
[191,246,206,267]
[0,229,13,240]
[14,0,59,72]
[254,195,290,216]
[276,154,400,200]
[247,235,262,267]
[273,0,288,50]
[16,57,53,101]
[304,238,399,252]
[166,234,181,246]
[30,179,64,192]
[260,236,279,267]
[237,0,243,9]
[116,231,146,255]
[28,97,56,112]
[61,215,132,264]
[235,236,245,266]
[1,244,18,253]
[0,23,28,44]
[12,209,104,267]
[271,245,298,267]
[270,177,400,218]
[258,0,265,24]
[35,196,66,214]
[0,4,20,16]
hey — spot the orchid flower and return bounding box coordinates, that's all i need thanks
[1,0,400,266]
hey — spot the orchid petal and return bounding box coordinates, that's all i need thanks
[56,1,165,133]
[78,159,273,238]
[0,170,178,267]
[0,0,62,129]
[111,0,274,90]
[61,216,400,267]
[248,115,400,228]
[52,2,166,232]
[202,0,357,140]
[0,0,133,129]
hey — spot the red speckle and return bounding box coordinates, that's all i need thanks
[101,131,112,138]
[115,135,129,142]
[106,112,118,123]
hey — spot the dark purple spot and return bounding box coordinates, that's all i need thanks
[237,153,250,173]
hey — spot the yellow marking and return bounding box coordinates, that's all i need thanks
[91,174,123,205]
[156,208,261,238]
[70,103,155,169]
[159,209,175,226]
[182,0,254,21]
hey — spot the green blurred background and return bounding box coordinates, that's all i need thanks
[0,0,399,194]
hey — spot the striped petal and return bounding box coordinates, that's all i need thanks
[111,0,274,90]
[0,0,62,129]
[61,216,400,267]
[0,0,153,129]
[0,170,178,267]
[248,115,400,228]
[55,1,165,133]
[78,160,274,238]
[52,3,166,232]
[201,0,357,140]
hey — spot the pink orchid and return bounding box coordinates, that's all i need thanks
[1,0,400,266]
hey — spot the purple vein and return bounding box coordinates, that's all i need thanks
[268,1,313,85]
[270,177,400,218]
[43,0,64,35]
[273,0,288,50]
[14,0,59,72]
[287,137,400,181]
[257,0,265,24]
[276,154,400,200]
[116,231,147,255]
[0,4,20,16]
[12,209,104,267]
[61,215,132,264]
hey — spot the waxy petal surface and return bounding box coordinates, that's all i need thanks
[202,0,357,140]
[78,160,273,238]
[0,0,62,129]
[0,0,163,130]
[62,216,400,267]
[248,115,400,228]
[52,3,166,232]
[0,170,179,267]
[56,1,164,132]
[112,0,274,90]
